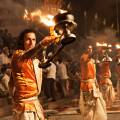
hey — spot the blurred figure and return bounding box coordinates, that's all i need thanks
[114,55,120,99]
[0,47,11,69]
[79,45,107,120]
[43,52,57,101]
[56,57,70,97]
[1,67,11,92]
[9,28,57,120]
[98,53,115,108]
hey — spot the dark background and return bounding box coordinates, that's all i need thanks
[0,0,120,37]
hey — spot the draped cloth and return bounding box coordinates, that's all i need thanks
[13,97,44,120]
[99,78,115,108]
[79,88,107,120]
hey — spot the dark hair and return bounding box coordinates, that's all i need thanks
[17,28,36,50]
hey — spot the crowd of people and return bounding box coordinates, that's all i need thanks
[0,28,120,120]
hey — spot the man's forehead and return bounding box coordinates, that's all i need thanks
[88,45,92,49]
[26,32,35,36]
[25,32,36,38]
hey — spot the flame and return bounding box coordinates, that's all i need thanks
[96,42,102,47]
[23,9,31,21]
[115,44,120,49]
[102,43,107,47]
[41,15,55,26]
[23,9,55,26]
[96,42,111,47]
[108,44,112,48]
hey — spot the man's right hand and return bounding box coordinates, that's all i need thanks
[41,36,58,47]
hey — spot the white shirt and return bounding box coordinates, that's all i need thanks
[45,62,56,79]
[57,62,69,80]
[0,53,11,65]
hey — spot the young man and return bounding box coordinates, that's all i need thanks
[9,29,56,120]
[79,45,107,120]
[98,60,115,108]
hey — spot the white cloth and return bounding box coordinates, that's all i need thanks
[57,62,69,80]
[45,62,56,79]
[100,78,115,107]
[0,53,10,65]
[79,89,107,120]
[32,59,42,94]
[117,79,120,99]
[1,73,10,91]
[13,98,44,120]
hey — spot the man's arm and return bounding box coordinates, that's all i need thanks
[20,36,57,60]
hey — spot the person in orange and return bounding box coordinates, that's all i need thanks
[79,45,107,120]
[9,29,57,120]
[98,56,115,108]
[115,56,120,99]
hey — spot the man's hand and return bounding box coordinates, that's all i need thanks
[41,36,58,46]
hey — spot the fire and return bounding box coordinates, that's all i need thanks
[108,44,112,48]
[23,9,31,21]
[96,42,102,47]
[102,43,107,47]
[23,9,55,26]
[41,15,55,26]
[96,42,112,48]
[23,9,41,22]
[115,44,120,49]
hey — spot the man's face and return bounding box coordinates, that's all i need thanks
[24,32,36,50]
[87,47,93,54]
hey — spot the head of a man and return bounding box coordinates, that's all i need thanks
[18,29,36,50]
[86,45,93,54]
[3,47,9,55]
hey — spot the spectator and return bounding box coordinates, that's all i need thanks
[56,58,70,97]
[43,52,57,101]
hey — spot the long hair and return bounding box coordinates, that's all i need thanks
[17,28,36,50]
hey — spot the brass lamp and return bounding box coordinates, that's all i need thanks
[39,11,77,68]
[53,11,77,46]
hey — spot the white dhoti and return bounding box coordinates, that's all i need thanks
[79,89,107,120]
[117,80,120,99]
[100,78,115,108]
[13,97,44,120]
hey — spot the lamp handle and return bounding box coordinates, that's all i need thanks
[39,44,64,68]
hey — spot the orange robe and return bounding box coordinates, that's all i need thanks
[98,61,115,108]
[80,53,96,91]
[98,62,111,85]
[115,64,120,99]
[10,50,43,114]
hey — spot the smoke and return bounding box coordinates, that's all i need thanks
[62,27,117,62]
[0,0,27,36]
[0,0,64,36]
[86,28,117,46]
